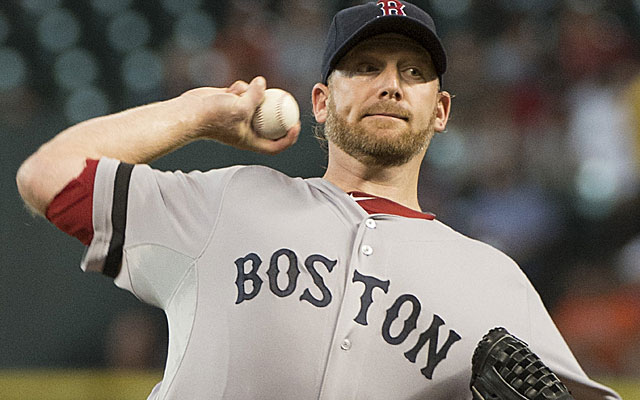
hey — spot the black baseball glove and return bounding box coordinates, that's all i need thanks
[470,327,575,400]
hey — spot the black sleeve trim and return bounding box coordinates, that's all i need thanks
[104,162,134,278]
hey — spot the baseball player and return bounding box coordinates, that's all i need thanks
[17,1,620,399]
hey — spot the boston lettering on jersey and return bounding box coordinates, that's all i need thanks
[234,248,462,380]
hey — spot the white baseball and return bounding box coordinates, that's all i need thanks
[252,88,300,140]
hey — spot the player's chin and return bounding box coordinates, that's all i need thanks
[363,115,410,128]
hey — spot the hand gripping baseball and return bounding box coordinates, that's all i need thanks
[181,76,300,154]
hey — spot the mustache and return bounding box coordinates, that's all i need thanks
[360,102,412,120]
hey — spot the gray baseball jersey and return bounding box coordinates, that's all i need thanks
[81,157,619,399]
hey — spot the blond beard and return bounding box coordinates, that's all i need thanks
[324,99,438,167]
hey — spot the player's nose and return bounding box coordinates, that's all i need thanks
[376,66,403,101]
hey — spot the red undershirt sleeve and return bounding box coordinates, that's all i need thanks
[45,159,99,246]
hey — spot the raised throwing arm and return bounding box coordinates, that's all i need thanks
[16,77,300,215]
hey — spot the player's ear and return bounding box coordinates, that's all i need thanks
[434,91,451,133]
[312,83,329,124]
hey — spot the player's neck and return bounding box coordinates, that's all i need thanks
[323,144,423,211]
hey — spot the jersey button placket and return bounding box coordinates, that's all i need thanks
[362,218,376,256]
[317,217,379,399]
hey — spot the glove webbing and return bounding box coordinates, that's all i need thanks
[470,327,574,400]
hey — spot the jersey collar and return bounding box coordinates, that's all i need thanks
[348,191,436,220]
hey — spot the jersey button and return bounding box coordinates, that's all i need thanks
[340,338,352,351]
[365,219,377,229]
[361,245,373,256]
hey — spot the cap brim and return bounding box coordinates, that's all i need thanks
[325,15,446,83]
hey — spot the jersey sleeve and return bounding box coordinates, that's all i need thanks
[524,284,622,399]
[46,159,98,245]
[81,157,241,308]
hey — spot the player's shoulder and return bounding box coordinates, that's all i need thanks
[220,164,319,200]
[225,165,306,189]
[433,219,526,277]
[228,164,296,181]
[149,164,300,190]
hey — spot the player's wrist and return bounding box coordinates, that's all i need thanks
[175,87,243,143]
[166,92,215,142]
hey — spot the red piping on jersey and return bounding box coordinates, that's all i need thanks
[348,191,435,220]
[45,159,98,245]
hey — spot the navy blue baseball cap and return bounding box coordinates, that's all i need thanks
[321,0,446,85]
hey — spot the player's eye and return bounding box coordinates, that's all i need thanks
[404,67,425,80]
[354,63,378,74]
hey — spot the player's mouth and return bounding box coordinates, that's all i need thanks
[360,103,411,122]
[364,112,409,121]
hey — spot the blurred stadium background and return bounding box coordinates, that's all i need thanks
[1,0,640,398]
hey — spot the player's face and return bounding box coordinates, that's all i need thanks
[313,34,451,167]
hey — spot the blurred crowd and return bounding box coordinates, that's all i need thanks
[418,0,640,378]
[2,0,640,378]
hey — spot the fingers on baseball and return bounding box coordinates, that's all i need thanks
[246,76,267,106]
[254,121,300,155]
[227,80,249,95]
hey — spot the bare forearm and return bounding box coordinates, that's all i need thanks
[16,96,199,215]
[16,77,300,216]
[55,97,199,164]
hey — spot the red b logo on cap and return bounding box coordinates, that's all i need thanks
[377,0,406,16]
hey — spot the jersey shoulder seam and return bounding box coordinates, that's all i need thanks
[194,165,248,262]
[122,242,197,305]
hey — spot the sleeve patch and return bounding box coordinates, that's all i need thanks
[45,159,99,245]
